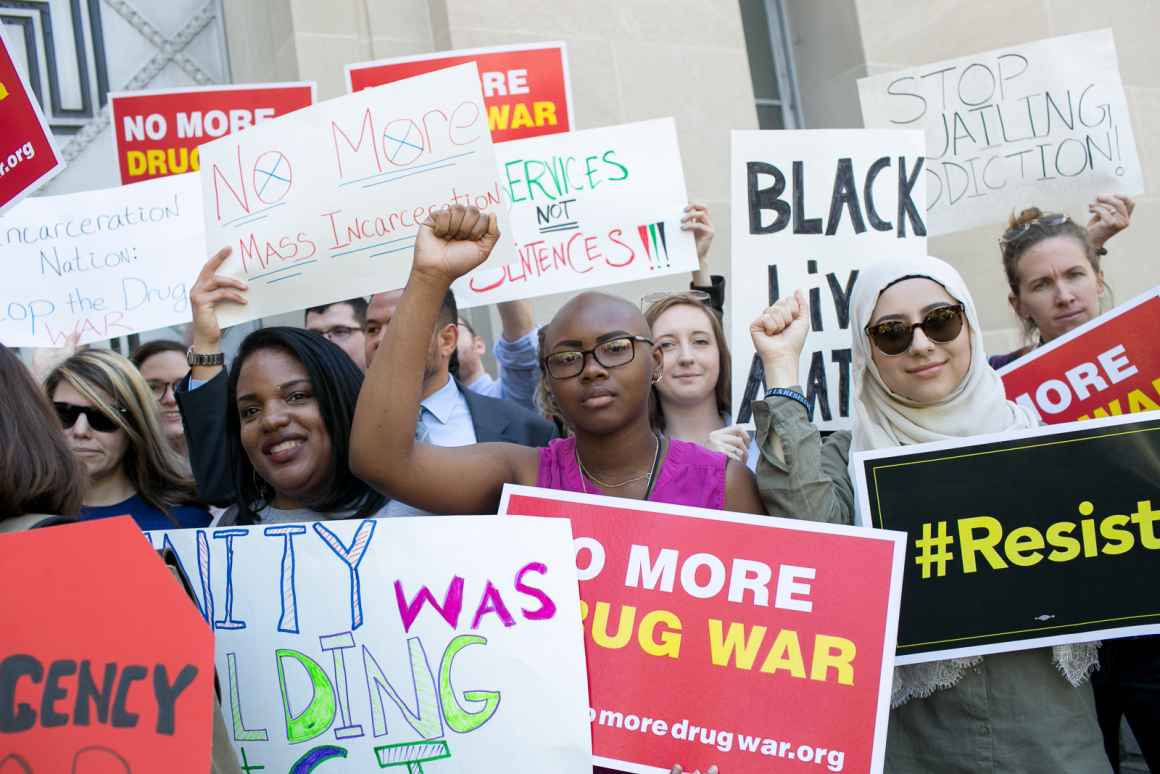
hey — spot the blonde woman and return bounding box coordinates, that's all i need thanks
[45,350,209,530]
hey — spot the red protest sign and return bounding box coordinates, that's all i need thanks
[0,517,214,772]
[346,42,572,143]
[999,288,1160,423]
[0,34,64,214]
[500,486,905,774]
[109,82,316,184]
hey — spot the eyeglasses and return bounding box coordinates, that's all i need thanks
[54,402,126,433]
[864,305,966,356]
[147,378,183,400]
[640,289,710,312]
[543,336,654,379]
[316,325,364,343]
[999,214,1070,246]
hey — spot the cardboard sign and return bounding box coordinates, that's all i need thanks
[347,43,572,143]
[0,173,204,346]
[198,63,514,328]
[730,130,928,431]
[999,288,1160,423]
[0,32,64,214]
[858,29,1145,236]
[454,118,698,307]
[853,411,1160,664]
[0,517,214,772]
[110,82,316,184]
[500,485,905,774]
[145,516,592,774]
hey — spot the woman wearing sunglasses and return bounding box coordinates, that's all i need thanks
[44,349,210,531]
[748,256,1108,773]
[989,194,1133,369]
[352,204,763,518]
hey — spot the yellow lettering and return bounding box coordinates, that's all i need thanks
[533,100,558,126]
[708,619,766,670]
[1131,500,1160,549]
[1080,518,1099,558]
[1128,388,1160,413]
[510,103,534,129]
[759,629,806,679]
[145,148,167,176]
[591,602,635,649]
[1004,526,1045,567]
[1090,400,1123,419]
[126,150,148,177]
[638,609,682,658]
[487,103,510,131]
[0,81,8,101]
[1099,514,1135,556]
[958,516,1008,573]
[191,144,200,172]
[811,635,856,686]
[1046,521,1080,562]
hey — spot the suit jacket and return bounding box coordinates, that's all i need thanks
[175,369,556,510]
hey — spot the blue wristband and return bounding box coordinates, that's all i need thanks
[764,387,812,420]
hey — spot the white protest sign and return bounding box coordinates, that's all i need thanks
[0,173,203,347]
[146,516,592,774]
[857,29,1145,236]
[455,117,698,306]
[730,130,927,431]
[199,63,514,327]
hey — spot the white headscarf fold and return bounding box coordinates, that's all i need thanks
[846,256,1096,706]
[850,255,1038,453]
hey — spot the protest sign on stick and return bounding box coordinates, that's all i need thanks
[146,516,592,774]
[0,31,64,214]
[0,172,204,346]
[110,82,316,184]
[0,517,214,772]
[348,43,572,143]
[854,411,1160,665]
[198,63,514,328]
[500,485,905,774]
[999,287,1160,423]
[858,29,1144,236]
[455,118,698,307]
[730,130,927,430]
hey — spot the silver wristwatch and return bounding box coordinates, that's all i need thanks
[186,347,225,367]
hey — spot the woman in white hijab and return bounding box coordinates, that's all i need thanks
[748,256,1109,773]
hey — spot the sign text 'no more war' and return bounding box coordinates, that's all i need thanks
[200,63,515,327]
[730,130,928,432]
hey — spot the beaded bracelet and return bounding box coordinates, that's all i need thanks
[764,387,812,420]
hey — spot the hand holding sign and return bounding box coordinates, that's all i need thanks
[416,204,501,283]
[750,289,811,386]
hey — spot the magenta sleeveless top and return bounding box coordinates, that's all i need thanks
[536,436,727,510]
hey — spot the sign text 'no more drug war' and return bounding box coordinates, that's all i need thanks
[145,516,592,774]
[500,485,906,774]
[858,29,1145,235]
[110,82,316,184]
[454,118,698,307]
[730,130,928,431]
[854,411,1160,665]
[0,29,64,214]
[199,63,514,327]
[0,172,204,347]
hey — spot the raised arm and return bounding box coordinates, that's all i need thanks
[492,299,540,410]
[350,206,538,514]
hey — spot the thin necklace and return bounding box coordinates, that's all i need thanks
[576,432,661,491]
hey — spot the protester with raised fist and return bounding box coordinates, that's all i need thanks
[990,193,1134,368]
[748,256,1108,773]
[44,349,209,531]
[350,204,763,517]
[0,343,85,531]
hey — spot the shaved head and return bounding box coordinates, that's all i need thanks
[545,292,650,350]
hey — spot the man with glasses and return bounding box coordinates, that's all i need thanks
[305,298,368,370]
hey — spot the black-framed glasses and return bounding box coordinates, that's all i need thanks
[54,402,126,433]
[147,378,182,400]
[317,325,364,342]
[999,213,1070,246]
[865,305,965,356]
[543,335,654,379]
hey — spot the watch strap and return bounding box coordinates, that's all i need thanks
[186,347,225,367]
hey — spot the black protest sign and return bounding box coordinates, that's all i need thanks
[854,412,1160,664]
[730,130,928,430]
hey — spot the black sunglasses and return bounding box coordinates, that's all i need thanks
[864,304,966,356]
[54,402,126,433]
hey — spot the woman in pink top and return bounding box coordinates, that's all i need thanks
[351,205,762,517]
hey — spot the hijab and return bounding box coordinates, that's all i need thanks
[850,255,1038,453]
